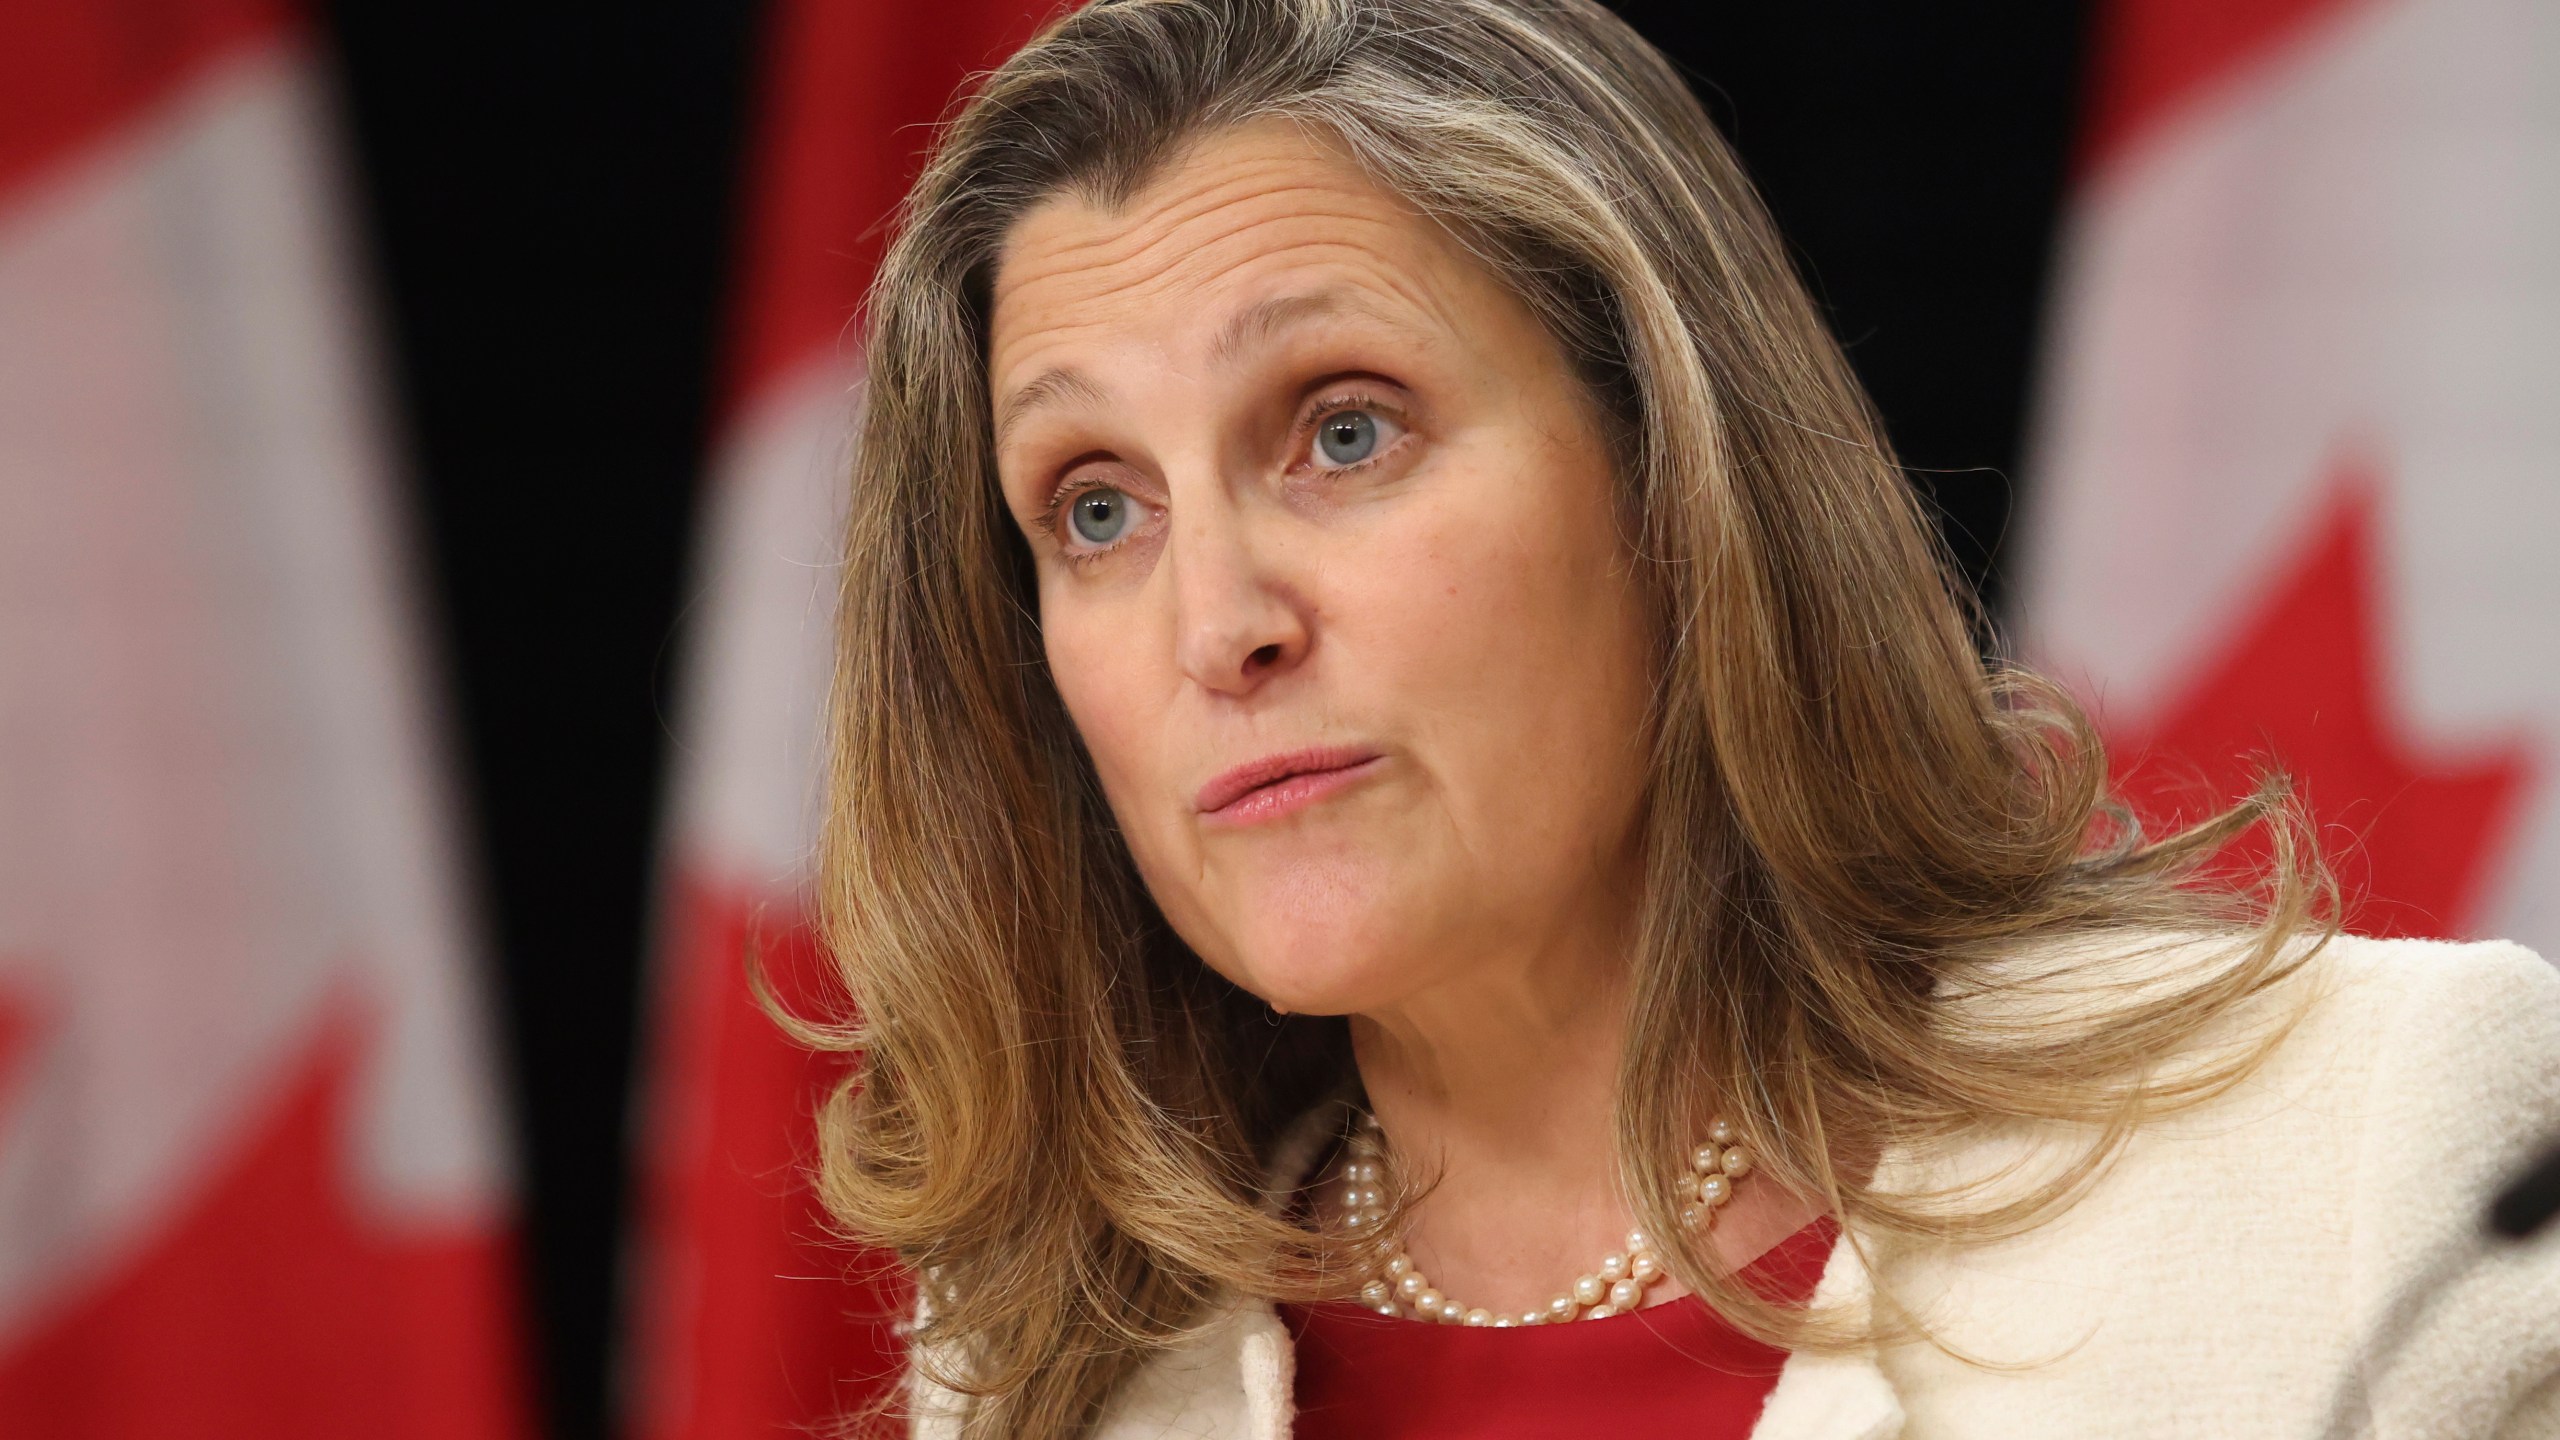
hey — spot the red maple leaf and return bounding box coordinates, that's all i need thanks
[0,998,535,1440]
[2104,470,2536,938]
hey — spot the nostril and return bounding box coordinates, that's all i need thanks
[1246,642,1283,672]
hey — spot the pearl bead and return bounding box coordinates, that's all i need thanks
[1344,1113,1754,1333]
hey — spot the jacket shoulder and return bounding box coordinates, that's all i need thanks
[2324,933,2560,1435]
[2284,932,2560,1133]
[2313,930,2557,1020]
[1861,930,2560,1435]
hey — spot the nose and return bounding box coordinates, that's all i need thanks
[1169,495,1310,697]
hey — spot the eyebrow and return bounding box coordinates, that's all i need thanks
[1208,290,1359,369]
[992,289,1380,447]
[992,365,1111,448]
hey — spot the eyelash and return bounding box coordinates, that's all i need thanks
[1038,485,1123,571]
[1038,471,1122,567]
[1295,389,1400,476]
[1037,388,1406,564]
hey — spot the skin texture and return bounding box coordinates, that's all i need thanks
[987,118,1812,1315]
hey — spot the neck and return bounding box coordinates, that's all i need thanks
[1353,952,1628,1179]
[1338,928,1827,1315]
[1347,928,1639,1314]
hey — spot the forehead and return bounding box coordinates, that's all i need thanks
[986,120,1479,385]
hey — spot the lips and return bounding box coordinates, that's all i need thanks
[1194,745,1383,820]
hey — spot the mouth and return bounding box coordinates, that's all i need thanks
[1194,746,1385,826]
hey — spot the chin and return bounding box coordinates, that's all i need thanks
[1156,828,1444,1015]
[1213,888,1435,1018]
[1231,945,1407,1018]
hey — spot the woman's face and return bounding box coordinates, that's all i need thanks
[987,120,1656,1018]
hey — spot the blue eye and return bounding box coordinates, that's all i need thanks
[1068,488,1135,545]
[1314,410,1380,467]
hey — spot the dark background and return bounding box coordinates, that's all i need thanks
[317,3,2092,1436]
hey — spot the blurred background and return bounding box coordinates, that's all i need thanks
[3,1,2550,1439]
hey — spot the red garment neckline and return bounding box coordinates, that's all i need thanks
[1286,1214,1838,1333]
[1281,1218,1839,1439]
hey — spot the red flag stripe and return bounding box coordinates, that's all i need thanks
[716,0,1056,422]
[0,0,287,204]
[629,877,904,1440]
[2077,0,2368,175]
[630,4,1058,1436]
[0,1001,532,1440]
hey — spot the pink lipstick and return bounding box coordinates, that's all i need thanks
[1194,746,1383,826]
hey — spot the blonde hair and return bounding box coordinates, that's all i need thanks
[804,0,2329,1433]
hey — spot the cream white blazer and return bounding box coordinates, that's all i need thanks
[916,934,2560,1438]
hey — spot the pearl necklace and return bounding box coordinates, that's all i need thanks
[1338,1113,1755,1326]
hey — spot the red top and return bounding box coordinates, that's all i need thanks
[1283,1219,1839,1439]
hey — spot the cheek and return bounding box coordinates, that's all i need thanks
[1347,472,1653,837]
[1043,605,1156,805]
[1041,597,1210,896]
[1043,602,1253,977]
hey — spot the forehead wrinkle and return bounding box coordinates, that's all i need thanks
[998,231,1466,378]
[990,137,1484,392]
[993,133,1422,318]
[999,179,1388,316]
[1018,130,1384,270]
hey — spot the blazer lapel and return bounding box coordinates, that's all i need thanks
[1754,1348,1903,1440]
[1750,1231,1905,1440]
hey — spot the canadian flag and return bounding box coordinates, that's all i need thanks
[2020,0,2555,954]
[625,4,1047,1438]
[0,2,531,1438]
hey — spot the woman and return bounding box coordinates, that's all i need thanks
[801,1,2560,1435]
